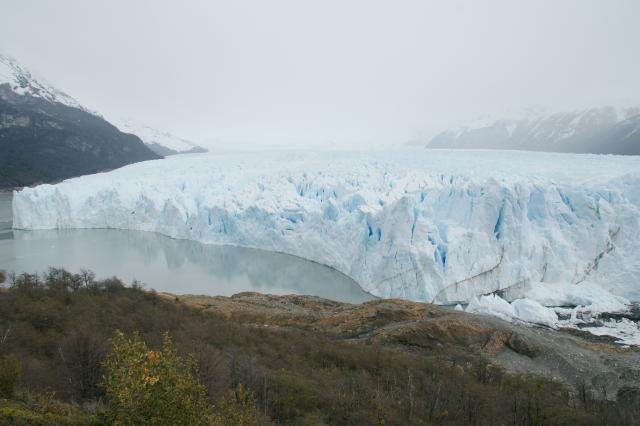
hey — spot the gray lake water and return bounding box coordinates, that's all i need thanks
[0,192,373,303]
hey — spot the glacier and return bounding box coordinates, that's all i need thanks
[12,149,640,308]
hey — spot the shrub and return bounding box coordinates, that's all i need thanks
[0,355,21,398]
[213,384,257,426]
[101,331,211,425]
[0,395,98,425]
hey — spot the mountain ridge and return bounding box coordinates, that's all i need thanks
[0,53,93,114]
[113,118,207,156]
[425,106,640,155]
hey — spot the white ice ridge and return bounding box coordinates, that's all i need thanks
[12,149,640,304]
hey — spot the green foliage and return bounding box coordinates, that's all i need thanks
[101,331,211,425]
[0,355,20,398]
[0,396,98,425]
[213,384,257,426]
[269,370,318,420]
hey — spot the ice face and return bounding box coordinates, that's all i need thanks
[12,149,640,305]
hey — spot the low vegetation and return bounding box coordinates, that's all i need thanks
[0,268,637,424]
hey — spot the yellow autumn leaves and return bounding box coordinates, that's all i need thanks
[101,331,211,425]
[100,331,257,425]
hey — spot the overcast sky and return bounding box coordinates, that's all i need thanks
[1,0,639,148]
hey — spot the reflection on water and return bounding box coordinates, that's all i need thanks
[0,192,372,303]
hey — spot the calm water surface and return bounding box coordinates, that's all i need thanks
[0,192,373,303]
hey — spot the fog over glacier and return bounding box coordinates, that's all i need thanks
[1,0,639,148]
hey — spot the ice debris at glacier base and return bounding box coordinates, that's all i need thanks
[12,150,640,312]
[518,281,630,314]
[466,294,559,328]
[579,318,640,346]
[465,292,640,346]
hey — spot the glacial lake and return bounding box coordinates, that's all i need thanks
[0,192,373,303]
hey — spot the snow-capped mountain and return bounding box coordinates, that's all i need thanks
[0,54,159,189]
[0,53,90,113]
[426,107,640,155]
[114,118,207,156]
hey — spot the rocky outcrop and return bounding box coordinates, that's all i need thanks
[166,292,640,399]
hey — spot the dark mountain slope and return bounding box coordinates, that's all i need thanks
[0,54,161,189]
[0,86,161,188]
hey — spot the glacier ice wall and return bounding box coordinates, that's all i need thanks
[12,150,640,303]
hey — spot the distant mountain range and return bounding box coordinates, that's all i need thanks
[113,118,207,156]
[0,53,161,189]
[424,107,640,155]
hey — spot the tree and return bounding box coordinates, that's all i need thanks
[101,331,211,425]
